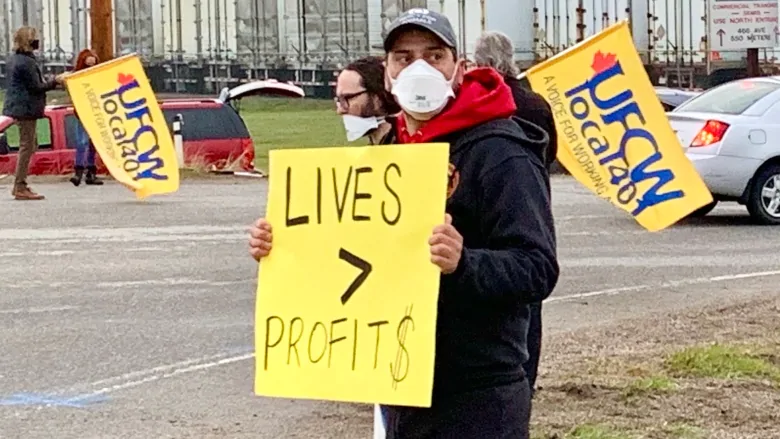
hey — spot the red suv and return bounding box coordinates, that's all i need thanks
[0,82,291,176]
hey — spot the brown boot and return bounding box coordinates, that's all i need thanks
[13,184,45,200]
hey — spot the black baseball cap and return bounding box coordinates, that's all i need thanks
[383,8,457,53]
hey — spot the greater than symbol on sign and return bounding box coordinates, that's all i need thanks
[339,248,372,305]
[717,28,725,45]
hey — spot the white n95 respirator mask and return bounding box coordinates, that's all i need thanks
[389,59,455,121]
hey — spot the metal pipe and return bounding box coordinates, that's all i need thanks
[168,0,174,57]
[480,0,486,32]
[159,0,165,58]
[544,0,550,57]
[532,1,540,61]
[195,0,203,58]
[664,0,669,66]
[70,0,78,55]
[576,0,585,43]
[340,0,347,56]
[252,0,260,68]
[224,0,229,58]
[215,0,222,59]
[705,0,711,74]
[175,0,183,58]
[688,0,693,65]
[649,0,656,65]
[3,1,11,54]
[50,0,59,59]
[207,0,213,58]
[128,0,134,53]
[458,0,466,56]
[674,0,681,83]
[614,0,618,23]
[320,1,327,64]
[298,0,306,66]
[565,0,571,46]
[552,0,560,50]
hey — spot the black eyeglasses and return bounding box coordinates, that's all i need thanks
[334,90,368,109]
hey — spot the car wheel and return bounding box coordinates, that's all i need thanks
[687,200,717,218]
[746,164,780,225]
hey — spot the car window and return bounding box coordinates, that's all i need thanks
[1,118,53,150]
[161,105,250,140]
[675,81,780,114]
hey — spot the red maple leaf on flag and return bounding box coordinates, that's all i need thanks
[117,73,135,85]
[591,51,617,73]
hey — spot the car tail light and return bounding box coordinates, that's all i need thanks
[240,138,255,171]
[690,120,729,147]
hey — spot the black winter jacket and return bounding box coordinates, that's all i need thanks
[504,75,558,170]
[432,117,559,397]
[2,51,56,120]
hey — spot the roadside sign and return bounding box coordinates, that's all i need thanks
[709,0,779,50]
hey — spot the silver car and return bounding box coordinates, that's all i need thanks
[668,77,780,225]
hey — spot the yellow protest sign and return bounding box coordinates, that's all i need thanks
[63,54,180,199]
[255,143,449,408]
[526,21,713,231]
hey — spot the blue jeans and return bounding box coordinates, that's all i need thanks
[74,121,96,168]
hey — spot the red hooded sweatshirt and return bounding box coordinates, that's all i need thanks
[395,66,517,144]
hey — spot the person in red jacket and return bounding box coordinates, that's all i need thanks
[69,49,103,186]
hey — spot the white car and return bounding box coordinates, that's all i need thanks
[668,77,780,225]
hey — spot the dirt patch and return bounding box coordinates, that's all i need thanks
[532,298,780,439]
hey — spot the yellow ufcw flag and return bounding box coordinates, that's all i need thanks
[525,21,713,232]
[63,54,180,199]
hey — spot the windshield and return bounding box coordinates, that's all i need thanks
[674,80,780,114]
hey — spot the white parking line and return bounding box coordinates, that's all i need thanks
[559,230,645,237]
[77,353,255,400]
[2,278,252,290]
[548,269,780,303]
[555,214,614,221]
[0,306,80,315]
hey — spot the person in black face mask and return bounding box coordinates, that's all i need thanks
[3,26,65,200]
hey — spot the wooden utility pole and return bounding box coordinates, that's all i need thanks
[90,0,113,62]
[746,48,760,77]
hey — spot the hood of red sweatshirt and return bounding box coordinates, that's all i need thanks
[396,67,517,144]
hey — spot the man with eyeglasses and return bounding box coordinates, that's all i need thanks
[334,56,401,145]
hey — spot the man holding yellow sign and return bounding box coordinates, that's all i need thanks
[250,8,559,439]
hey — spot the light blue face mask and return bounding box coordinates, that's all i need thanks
[341,115,385,142]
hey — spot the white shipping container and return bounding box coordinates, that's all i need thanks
[530,0,763,65]
[0,0,775,68]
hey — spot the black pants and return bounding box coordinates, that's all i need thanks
[383,378,531,439]
[522,301,543,397]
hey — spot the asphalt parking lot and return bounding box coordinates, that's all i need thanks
[1,176,778,438]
